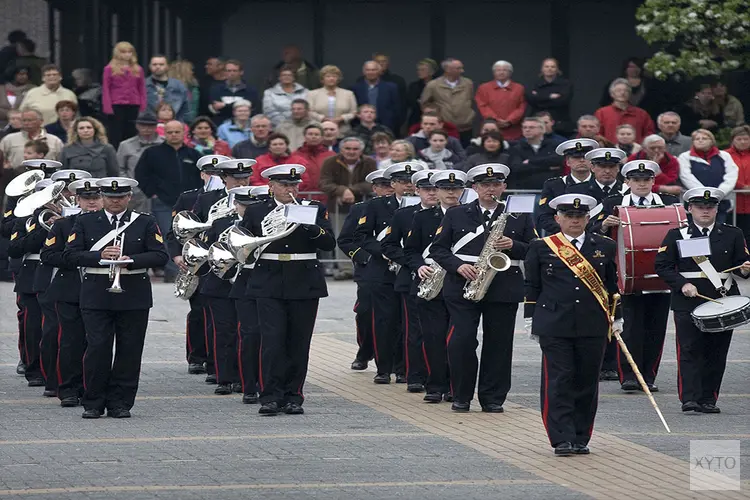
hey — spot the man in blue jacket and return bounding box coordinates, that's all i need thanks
[209,60,259,125]
[351,61,400,133]
[146,56,189,122]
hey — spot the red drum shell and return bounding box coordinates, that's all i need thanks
[614,204,687,294]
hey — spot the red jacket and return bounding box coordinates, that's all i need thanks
[474,80,526,141]
[407,121,460,139]
[727,146,750,214]
[295,143,335,201]
[250,151,308,186]
[594,104,654,143]
[626,151,679,193]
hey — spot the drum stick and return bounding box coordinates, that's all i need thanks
[695,294,722,304]
[610,294,671,433]
[720,264,744,273]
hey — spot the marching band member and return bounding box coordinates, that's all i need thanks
[404,169,466,403]
[655,187,750,413]
[589,160,680,392]
[242,164,335,415]
[524,194,621,456]
[338,169,394,371]
[353,162,423,384]
[63,178,168,418]
[430,164,535,413]
[536,138,598,234]
[192,158,253,222]
[40,178,103,407]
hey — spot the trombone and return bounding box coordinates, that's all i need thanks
[107,231,125,293]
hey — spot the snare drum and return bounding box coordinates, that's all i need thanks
[691,296,750,332]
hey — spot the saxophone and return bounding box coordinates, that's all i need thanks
[416,260,446,301]
[462,201,512,302]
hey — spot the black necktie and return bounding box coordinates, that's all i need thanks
[572,238,580,249]
[638,197,646,206]
[702,227,709,237]
[602,185,611,195]
[111,215,118,230]
[483,209,492,226]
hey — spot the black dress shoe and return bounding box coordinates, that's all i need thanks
[682,400,702,412]
[554,442,574,456]
[42,389,57,397]
[188,363,206,374]
[60,396,79,407]
[16,361,26,375]
[481,404,504,413]
[258,402,279,415]
[283,402,305,415]
[232,382,242,393]
[643,383,658,392]
[443,393,454,402]
[451,401,470,412]
[242,393,259,404]
[395,374,407,384]
[205,374,217,384]
[350,359,368,370]
[214,384,232,395]
[82,408,103,419]
[27,377,45,387]
[599,369,619,381]
[423,392,442,403]
[572,443,590,455]
[699,403,721,413]
[406,383,424,393]
[373,373,391,384]
[621,380,639,391]
[108,408,131,418]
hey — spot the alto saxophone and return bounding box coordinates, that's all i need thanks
[462,202,512,302]
[417,260,446,301]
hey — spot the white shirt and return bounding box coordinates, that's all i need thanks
[496,80,511,88]
[564,232,586,248]
[478,204,497,219]
[693,223,715,237]
[631,193,653,205]
[104,210,125,224]
[570,173,592,184]
[445,78,459,89]
[596,180,617,193]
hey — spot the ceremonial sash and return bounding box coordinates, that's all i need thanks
[543,233,610,320]
[91,213,141,252]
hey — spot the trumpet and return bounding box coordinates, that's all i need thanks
[107,231,125,294]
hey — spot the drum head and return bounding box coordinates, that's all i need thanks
[692,296,750,318]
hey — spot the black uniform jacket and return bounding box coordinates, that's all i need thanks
[430,200,535,303]
[8,213,45,294]
[242,199,335,300]
[403,205,445,296]
[382,203,423,293]
[199,214,238,298]
[336,201,371,282]
[63,210,169,310]
[587,192,680,234]
[353,194,400,284]
[1,196,19,238]
[655,223,747,312]
[524,232,619,338]
[536,174,589,234]
[40,215,82,303]
[167,186,204,258]
[565,178,628,203]
[192,188,227,223]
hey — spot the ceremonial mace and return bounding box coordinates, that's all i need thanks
[610,293,671,433]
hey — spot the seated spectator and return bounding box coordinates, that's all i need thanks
[406,111,465,160]
[321,119,340,152]
[726,125,750,240]
[232,114,272,158]
[250,132,307,185]
[615,124,641,155]
[526,58,573,136]
[295,124,335,200]
[263,65,308,127]
[187,116,232,157]
[405,58,437,129]
[102,41,146,147]
[594,78,654,143]
[351,60,400,132]
[217,98,252,148]
[407,102,459,138]
[59,116,119,178]
[575,114,614,147]
[351,104,393,155]
[44,100,77,143]
[19,64,78,125]
[678,128,738,223]
[679,83,724,134]
[307,65,358,136]
[712,81,745,128]
[626,134,681,195]
[208,59,259,125]
[117,111,163,212]
[9,39,46,85]
[0,109,22,139]
[506,116,563,189]
[71,68,102,119]
[475,60,525,141]
[418,129,460,170]
[459,130,509,173]
[5,66,34,109]
[266,45,319,90]
[168,59,200,123]
[370,131,393,167]
[657,111,691,157]
[465,118,501,157]
[155,102,189,142]
[0,109,63,172]
[146,55,189,122]
[536,111,568,143]
[421,58,475,144]
[276,99,317,150]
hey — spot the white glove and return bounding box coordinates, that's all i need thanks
[612,318,624,334]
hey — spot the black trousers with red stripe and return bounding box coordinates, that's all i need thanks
[206,296,239,385]
[56,301,86,400]
[618,293,670,384]
[236,297,259,395]
[353,282,374,363]
[38,291,60,392]
[369,282,400,376]
[539,335,607,447]
[257,298,319,405]
[674,311,733,405]
[186,292,209,366]
[18,292,43,381]
[16,292,26,365]
[401,292,426,385]
[417,296,451,395]
[444,298,517,406]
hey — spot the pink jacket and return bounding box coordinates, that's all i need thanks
[102,65,147,115]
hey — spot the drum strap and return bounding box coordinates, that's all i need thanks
[91,213,140,252]
[376,227,389,242]
[452,224,484,254]
[692,256,733,294]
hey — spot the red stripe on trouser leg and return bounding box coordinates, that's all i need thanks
[445,325,455,398]
[422,342,431,376]
[674,315,683,401]
[202,308,209,356]
[371,309,379,363]
[39,312,46,379]
[55,303,63,386]
[615,341,623,383]
[23,306,29,369]
[542,354,551,444]
[257,338,264,391]
[237,322,245,392]
[402,296,410,377]
[208,305,219,382]
[185,313,191,361]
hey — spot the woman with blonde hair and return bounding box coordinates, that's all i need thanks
[306,65,357,135]
[102,41,146,147]
[169,59,200,123]
[59,117,119,178]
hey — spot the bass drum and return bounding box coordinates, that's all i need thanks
[615,204,687,294]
